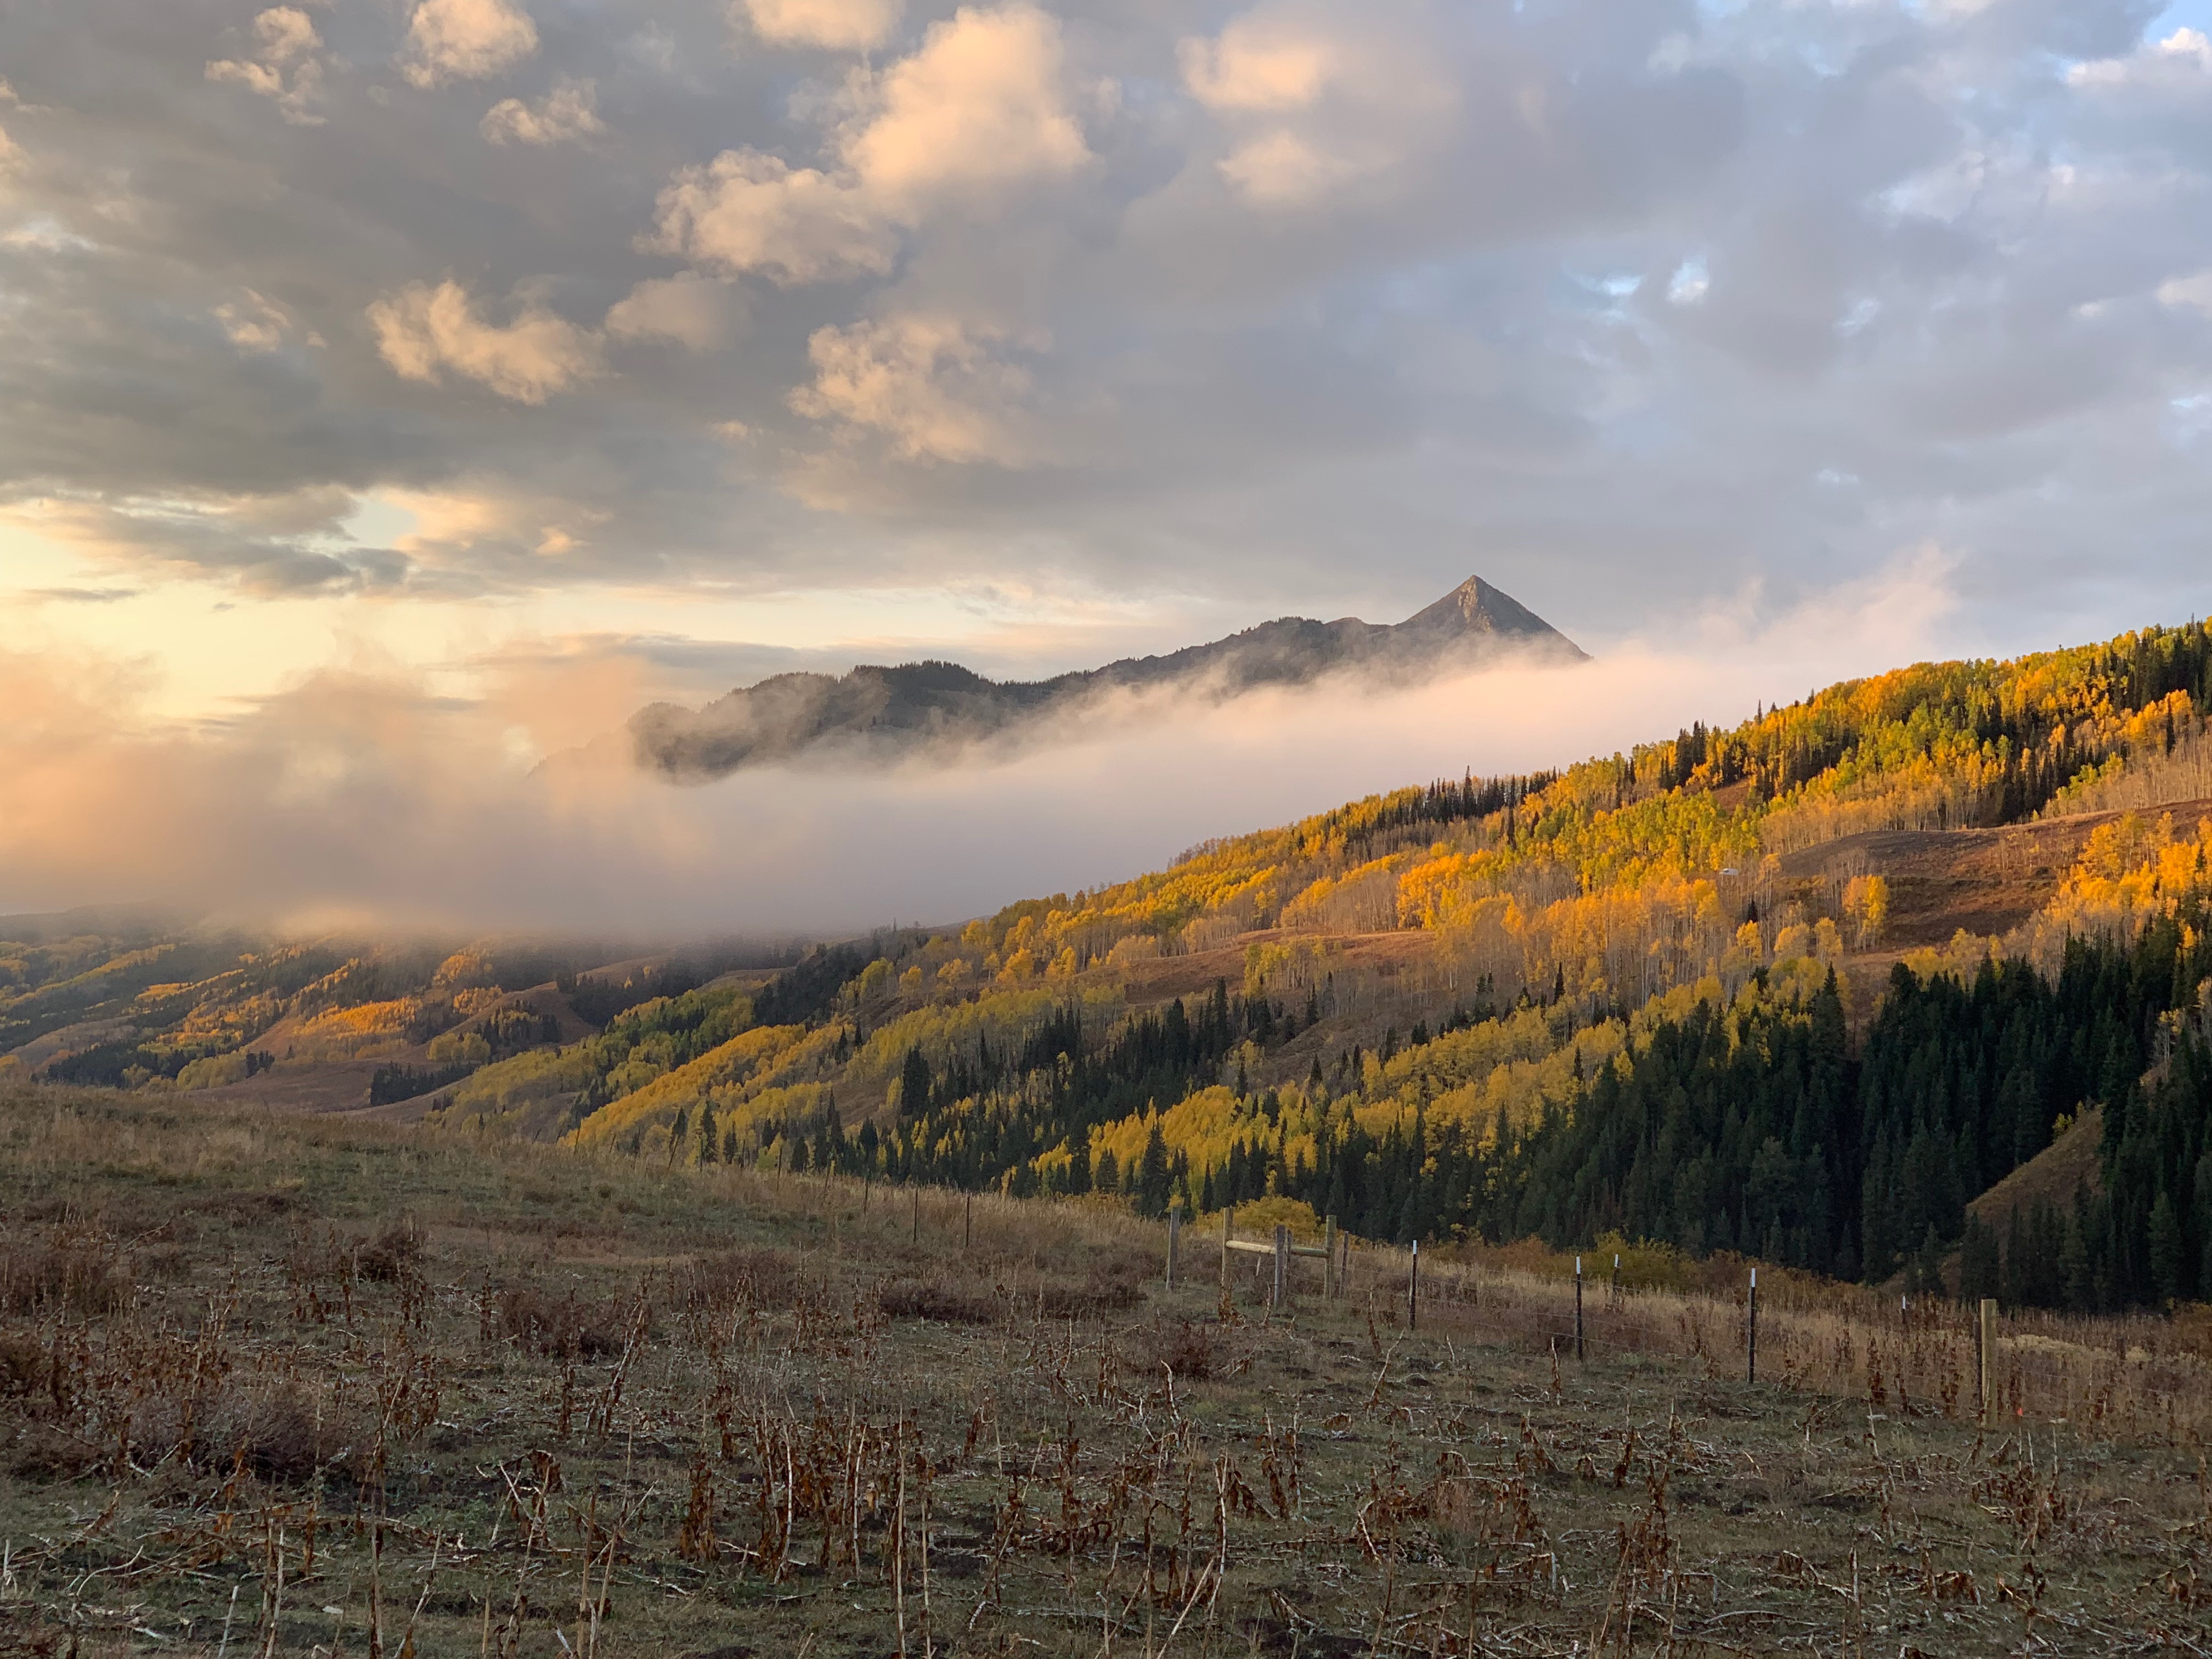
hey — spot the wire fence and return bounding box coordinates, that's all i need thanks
[639,1167,2212,1449]
[1200,1230,2212,1444]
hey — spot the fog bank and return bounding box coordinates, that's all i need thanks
[0,561,1963,934]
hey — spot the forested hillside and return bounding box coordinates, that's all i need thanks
[16,620,2212,1312]
[405,619,2212,1310]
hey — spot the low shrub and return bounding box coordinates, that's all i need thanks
[681,1246,804,1316]
[0,1235,129,1317]
[127,1381,353,1482]
[356,1220,423,1283]
[878,1278,997,1324]
[500,1285,623,1358]
[0,1330,45,1397]
[1039,1260,1149,1319]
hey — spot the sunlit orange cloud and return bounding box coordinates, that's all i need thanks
[0,557,1959,936]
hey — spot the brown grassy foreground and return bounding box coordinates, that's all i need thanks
[3,1088,2211,1657]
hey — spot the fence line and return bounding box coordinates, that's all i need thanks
[687,1165,2209,1447]
[1182,1226,2209,1444]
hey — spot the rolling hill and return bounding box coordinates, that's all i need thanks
[13,616,2212,1314]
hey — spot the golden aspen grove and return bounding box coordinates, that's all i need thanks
[10,618,2212,1310]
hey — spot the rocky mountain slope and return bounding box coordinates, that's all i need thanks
[630,574,1584,780]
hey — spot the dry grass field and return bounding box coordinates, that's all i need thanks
[3,1085,2211,1658]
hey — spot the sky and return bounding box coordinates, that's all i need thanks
[2,0,2211,927]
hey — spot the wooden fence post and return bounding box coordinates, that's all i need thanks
[1979,1297,1997,1421]
[1272,1225,1289,1310]
[1323,1215,1337,1299]
[1747,1267,1757,1384]
[1166,1204,1180,1289]
[1408,1239,1419,1332]
[1575,1256,1584,1362]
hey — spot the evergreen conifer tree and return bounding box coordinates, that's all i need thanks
[1137,1124,1172,1217]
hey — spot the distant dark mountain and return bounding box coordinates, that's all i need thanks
[630,575,1585,781]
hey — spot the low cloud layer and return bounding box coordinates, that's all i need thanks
[1,0,2207,646]
[0,562,1961,936]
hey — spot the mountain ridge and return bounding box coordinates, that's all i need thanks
[630,574,1583,781]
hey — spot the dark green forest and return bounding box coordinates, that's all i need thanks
[781,915,2212,1313]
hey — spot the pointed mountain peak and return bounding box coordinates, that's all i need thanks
[1398,575,1587,657]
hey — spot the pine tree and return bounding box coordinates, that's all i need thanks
[899,1046,932,1119]
[1137,1124,1172,1218]
[2149,1190,2185,1305]
[2061,1201,2094,1312]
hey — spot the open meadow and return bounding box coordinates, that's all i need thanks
[3,1085,2210,1658]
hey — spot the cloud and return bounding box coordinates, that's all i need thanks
[20,586,140,605]
[376,482,607,565]
[0,561,1963,934]
[480,78,604,145]
[0,492,392,596]
[1177,4,1456,208]
[839,2,1090,208]
[1180,14,1334,112]
[647,152,897,284]
[368,280,601,403]
[206,6,326,125]
[648,4,1088,287]
[1215,129,1357,208]
[789,314,1044,464]
[2068,27,2212,91]
[604,273,742,351]
[2160,270,2212,315]
[738,0,905,53]
[5,0,2212,646]
[213,290,294,353]
[400,0,538,89]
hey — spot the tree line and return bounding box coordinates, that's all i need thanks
[730,911,2212,1312]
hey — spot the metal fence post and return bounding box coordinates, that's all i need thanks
[1575,1256,1584,1362]
[1747,1266,1758,1384]
[1409,1239,1419,1332]
[1324,1215,1337,1298]
[1272,1224,1289,1310]
[1166,1204,1180,1289]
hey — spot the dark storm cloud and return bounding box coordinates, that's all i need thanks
[0,0,2208,640]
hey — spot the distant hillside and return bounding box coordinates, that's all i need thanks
[630,574,1584,781]
[447,617,2212,1316]
[25,614,2212,1317]
[0,930,802,1115]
